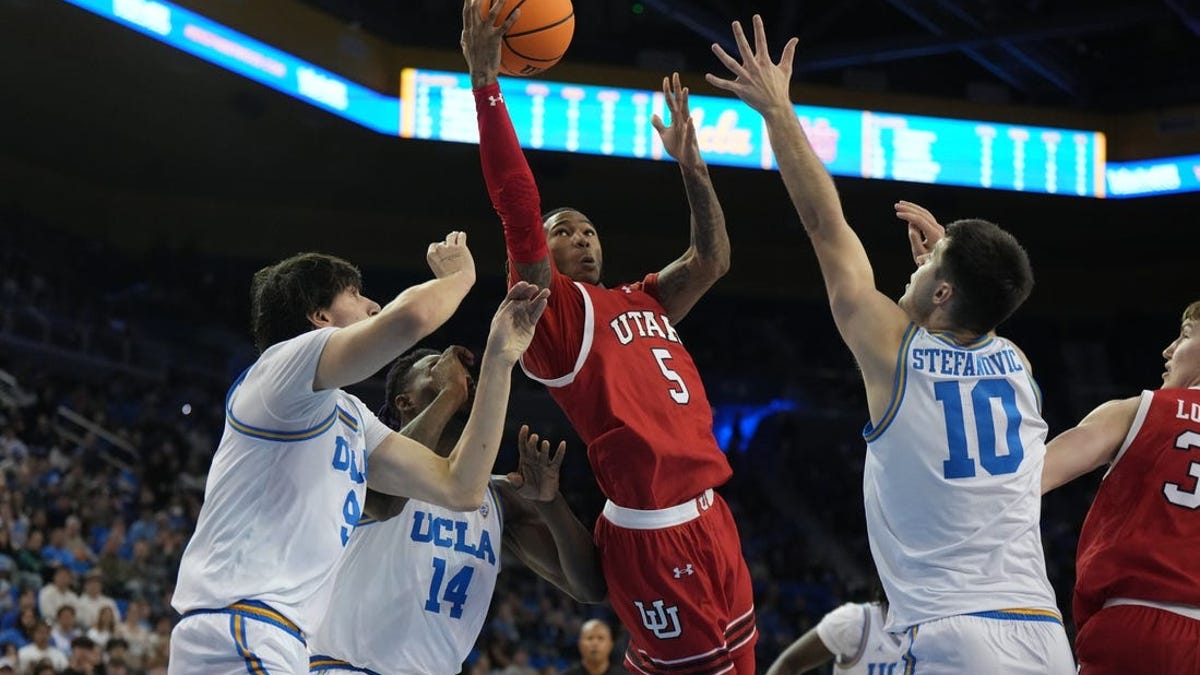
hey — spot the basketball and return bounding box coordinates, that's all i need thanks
[481,0,575,77]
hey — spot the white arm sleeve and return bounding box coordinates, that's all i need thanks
[229,327,337,432]
[815,603,869,665]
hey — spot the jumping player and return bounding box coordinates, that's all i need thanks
[1042,300,1200,673]
[462,2,757,672]
[307,346,605,674]
[767,597,902,675]
[170,239,550,674]
[707,18,1072,673]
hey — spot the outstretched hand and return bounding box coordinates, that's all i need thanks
[426,231,476,283]
[504,424,566,502]
[461,0,519,87]
[705,14,798,116]
[651,72,702,169]
[895,201,945,266]
[431,346,474,402]
[486,281,551,364]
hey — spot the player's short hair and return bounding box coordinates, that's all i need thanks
[1183,300,1200,324]
[937,219,1034,334]
[378,348,440,430]
[250,252,362,353]
[542,206,585,227]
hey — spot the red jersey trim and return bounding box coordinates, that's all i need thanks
[519,281,594,388]
[1105,390,1154,479]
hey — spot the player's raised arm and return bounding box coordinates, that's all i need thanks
[651,73,731,324]
[365,347,475,522]
[706,16,909,381]
[313,232,476,391]
[497,425,606,604]
[1042,396,1140,493]
[368,282,549,511]
[463,0,552,289]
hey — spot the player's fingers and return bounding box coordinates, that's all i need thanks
[517,424,530,449]
[752,14,769,59]
[779,37,799,74]
[731,20,753,61]
[501,6,521,33]
[704,72,737,92]
[505,472,525,488]
[679,87,690,119]
[650,114,665,134]
[551,441,567,467]
[463,0,473,29]
[487,0,505,25]
[709,44,746,79]
[908,225,926,255]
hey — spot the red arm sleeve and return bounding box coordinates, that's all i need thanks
[473,83,548,266]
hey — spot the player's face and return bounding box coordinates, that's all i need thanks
[404,351,476,415]
[325,286,381,327]
[578,623,613,661]
[545,210,603,284]
[898,239,947,324]
[1163,319,1199,388]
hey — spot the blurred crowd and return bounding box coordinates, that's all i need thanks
[0,211,1143,673]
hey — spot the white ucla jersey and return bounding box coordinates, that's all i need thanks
[308,482,505,675]
[862,325,1058,631]
[173,328,392,636]
[817,603,903,675]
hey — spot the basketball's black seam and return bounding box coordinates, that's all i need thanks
[505,11,574,38]
[502,30,570,62]
[500,0,532,24]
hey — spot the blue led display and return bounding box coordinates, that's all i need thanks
[55,0,1200,199]
[1105,154,1200,198]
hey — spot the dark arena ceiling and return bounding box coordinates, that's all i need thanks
[298,0,1200,111]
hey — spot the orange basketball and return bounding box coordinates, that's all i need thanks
[481,0,575,77]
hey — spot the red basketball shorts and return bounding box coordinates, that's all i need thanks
[595,489,757,675]
[1076,602,1200,674]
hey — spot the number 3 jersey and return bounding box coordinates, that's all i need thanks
[1074,387,1200,631]
[862,325,1058,632]
[517,269,731,510]
[307,483,505,675]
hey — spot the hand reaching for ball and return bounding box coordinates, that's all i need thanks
[461,0,575,85]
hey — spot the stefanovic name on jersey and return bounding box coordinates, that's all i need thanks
[911,347,1025,377]
[410,511,497,566]
[610,309,682,345]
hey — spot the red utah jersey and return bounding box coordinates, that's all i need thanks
[517,265,731,510]
[1074,386,1200,630]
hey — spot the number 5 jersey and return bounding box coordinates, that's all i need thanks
[517,272,732,510]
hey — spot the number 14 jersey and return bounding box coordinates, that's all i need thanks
[307,484,505,675]
[862,324,1058,632]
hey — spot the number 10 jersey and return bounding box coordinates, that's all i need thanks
[862,324,1058,632]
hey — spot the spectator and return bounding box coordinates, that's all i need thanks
[38,566,78,621]
[17,622,67,672]
[13,531,44,586]
[114,599,149,669]
[76,571,119,629]
[0,657,12,674]
[87,606,117,649]
[103,637,130,669]
[50,605,81,652]
[561,620,627,675]
[62,635,99,675]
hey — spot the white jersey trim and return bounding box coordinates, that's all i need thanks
[1103,597,1200,622]
[1106,390,1153,478]
[519,281,594,388]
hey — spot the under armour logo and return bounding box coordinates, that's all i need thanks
[488,94,504,107]
[633,600,682,639]
[672,564,693,578]
[621,286,633,294]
